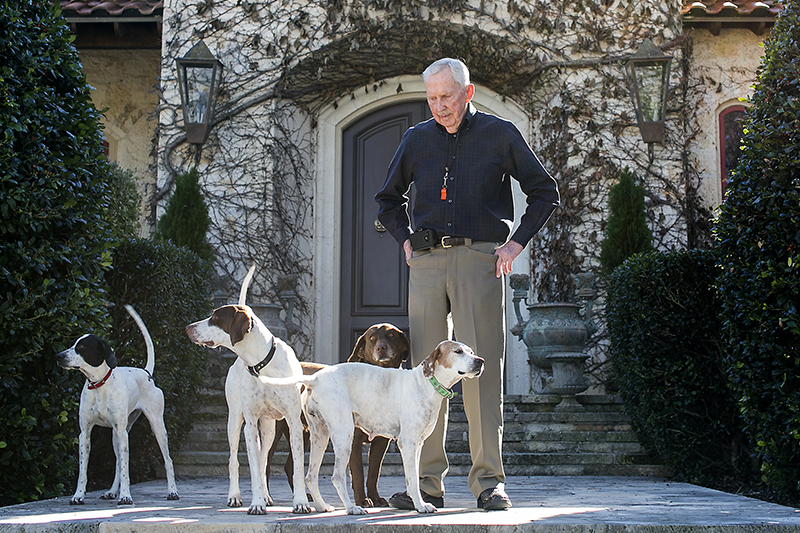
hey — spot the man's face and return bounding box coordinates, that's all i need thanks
[425,68,474,134]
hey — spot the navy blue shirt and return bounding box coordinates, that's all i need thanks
[375,103,560,247]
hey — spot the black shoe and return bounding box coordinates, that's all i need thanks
[477,486,512,510]
[388,490,444,510]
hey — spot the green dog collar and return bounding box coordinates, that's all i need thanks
[429,376,457,399]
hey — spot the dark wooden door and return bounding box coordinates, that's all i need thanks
[339,101,430,361]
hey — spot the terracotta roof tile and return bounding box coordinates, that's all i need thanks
[59,0,162,17]
[681,0,783,17]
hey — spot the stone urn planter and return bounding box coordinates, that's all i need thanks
[546,352,590,412]
[515,302,589,370]
[249,303,288,339]
[509,273,596,394]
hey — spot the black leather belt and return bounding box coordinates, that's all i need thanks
[411,229,475,251]
[440,236,470,248]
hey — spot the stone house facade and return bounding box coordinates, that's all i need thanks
[61,0,780,394]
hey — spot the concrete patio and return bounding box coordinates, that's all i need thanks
[2,475,799,533]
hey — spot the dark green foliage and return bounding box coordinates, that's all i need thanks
[155,168,214,262]
[106,163,142,238]
[0,0,121,504]
[94,239,213,485]
[599,168,654,275]
[714,0,800,497]
[607,250,752,486]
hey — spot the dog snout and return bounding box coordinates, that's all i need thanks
[472,356,485,374]
[374,342,390,358]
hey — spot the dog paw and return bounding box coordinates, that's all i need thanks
[167,492,180,501]
[356,497,372,508]
[373,497,388,507]
[69,497,84,505]
[347,505,367,515]
[100,492,116,500]
[312,501,335,513]
[247,505,267,515]
[117,497,134,506]
[227,496,243,507]
[292,503,312,514]
[416,502,437,513]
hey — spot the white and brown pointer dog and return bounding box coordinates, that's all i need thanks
[258,340,484,514]
[185,273,311,514]
[266,323,410,507]
[56,305,179,505]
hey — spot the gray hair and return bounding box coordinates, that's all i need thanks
[422,58,470,89]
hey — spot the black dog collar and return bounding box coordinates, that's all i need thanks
[247,340,277,377]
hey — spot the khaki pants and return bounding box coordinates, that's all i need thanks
[408,241,506,499]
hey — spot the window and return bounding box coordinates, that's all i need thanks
[719,105,746,198]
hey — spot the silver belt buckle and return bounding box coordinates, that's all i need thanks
[441,236,453,248]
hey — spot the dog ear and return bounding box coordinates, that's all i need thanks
[398,331,410,363]
[102,339,118,369]
[347,329,370,363]
[229,306,252,346]
[422,344,442,378]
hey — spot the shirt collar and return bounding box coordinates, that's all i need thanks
[435,102,477,134]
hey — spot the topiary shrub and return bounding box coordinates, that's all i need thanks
[155,167,215,262]
[599,167,654,276]
[714,0,800,498]
[84,238,214,486]
[0,0,123,504]
[607,250,751,486]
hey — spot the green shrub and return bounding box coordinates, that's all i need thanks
[106,162,142,238]
[155,168,214,262]
[0,0,121,504]
[84,239,214,486]
[714,0,800,497]
[599,167,654,276]
[607,250,751,485]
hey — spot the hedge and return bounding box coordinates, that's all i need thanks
[607,250,751,486]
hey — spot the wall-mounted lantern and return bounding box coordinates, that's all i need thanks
[626,39,672,144]
[176,41,223,145]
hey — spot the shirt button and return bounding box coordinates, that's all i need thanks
[447,222,452,227]
[448,199,453,204]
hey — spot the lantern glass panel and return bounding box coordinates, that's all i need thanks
[634,62,665,123]
[181,65,214,125]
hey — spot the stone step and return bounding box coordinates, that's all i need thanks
[179,439,646,458]
[174,450,668,478]
[179,430,643,455]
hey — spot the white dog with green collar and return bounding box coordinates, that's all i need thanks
[257,339,484,515]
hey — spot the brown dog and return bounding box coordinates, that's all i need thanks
[266,324,409,507]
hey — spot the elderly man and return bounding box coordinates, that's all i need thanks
[375,58,560,511]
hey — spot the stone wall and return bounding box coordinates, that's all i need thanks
[687,27,766,209]
[80,49,160,233]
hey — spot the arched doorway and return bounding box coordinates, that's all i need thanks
[313,76,532,393]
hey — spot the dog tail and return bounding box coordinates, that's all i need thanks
[256,374,311,390]
[238,263,256,306]
[124,304,155,375]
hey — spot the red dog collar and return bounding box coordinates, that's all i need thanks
[87,368,113,390]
